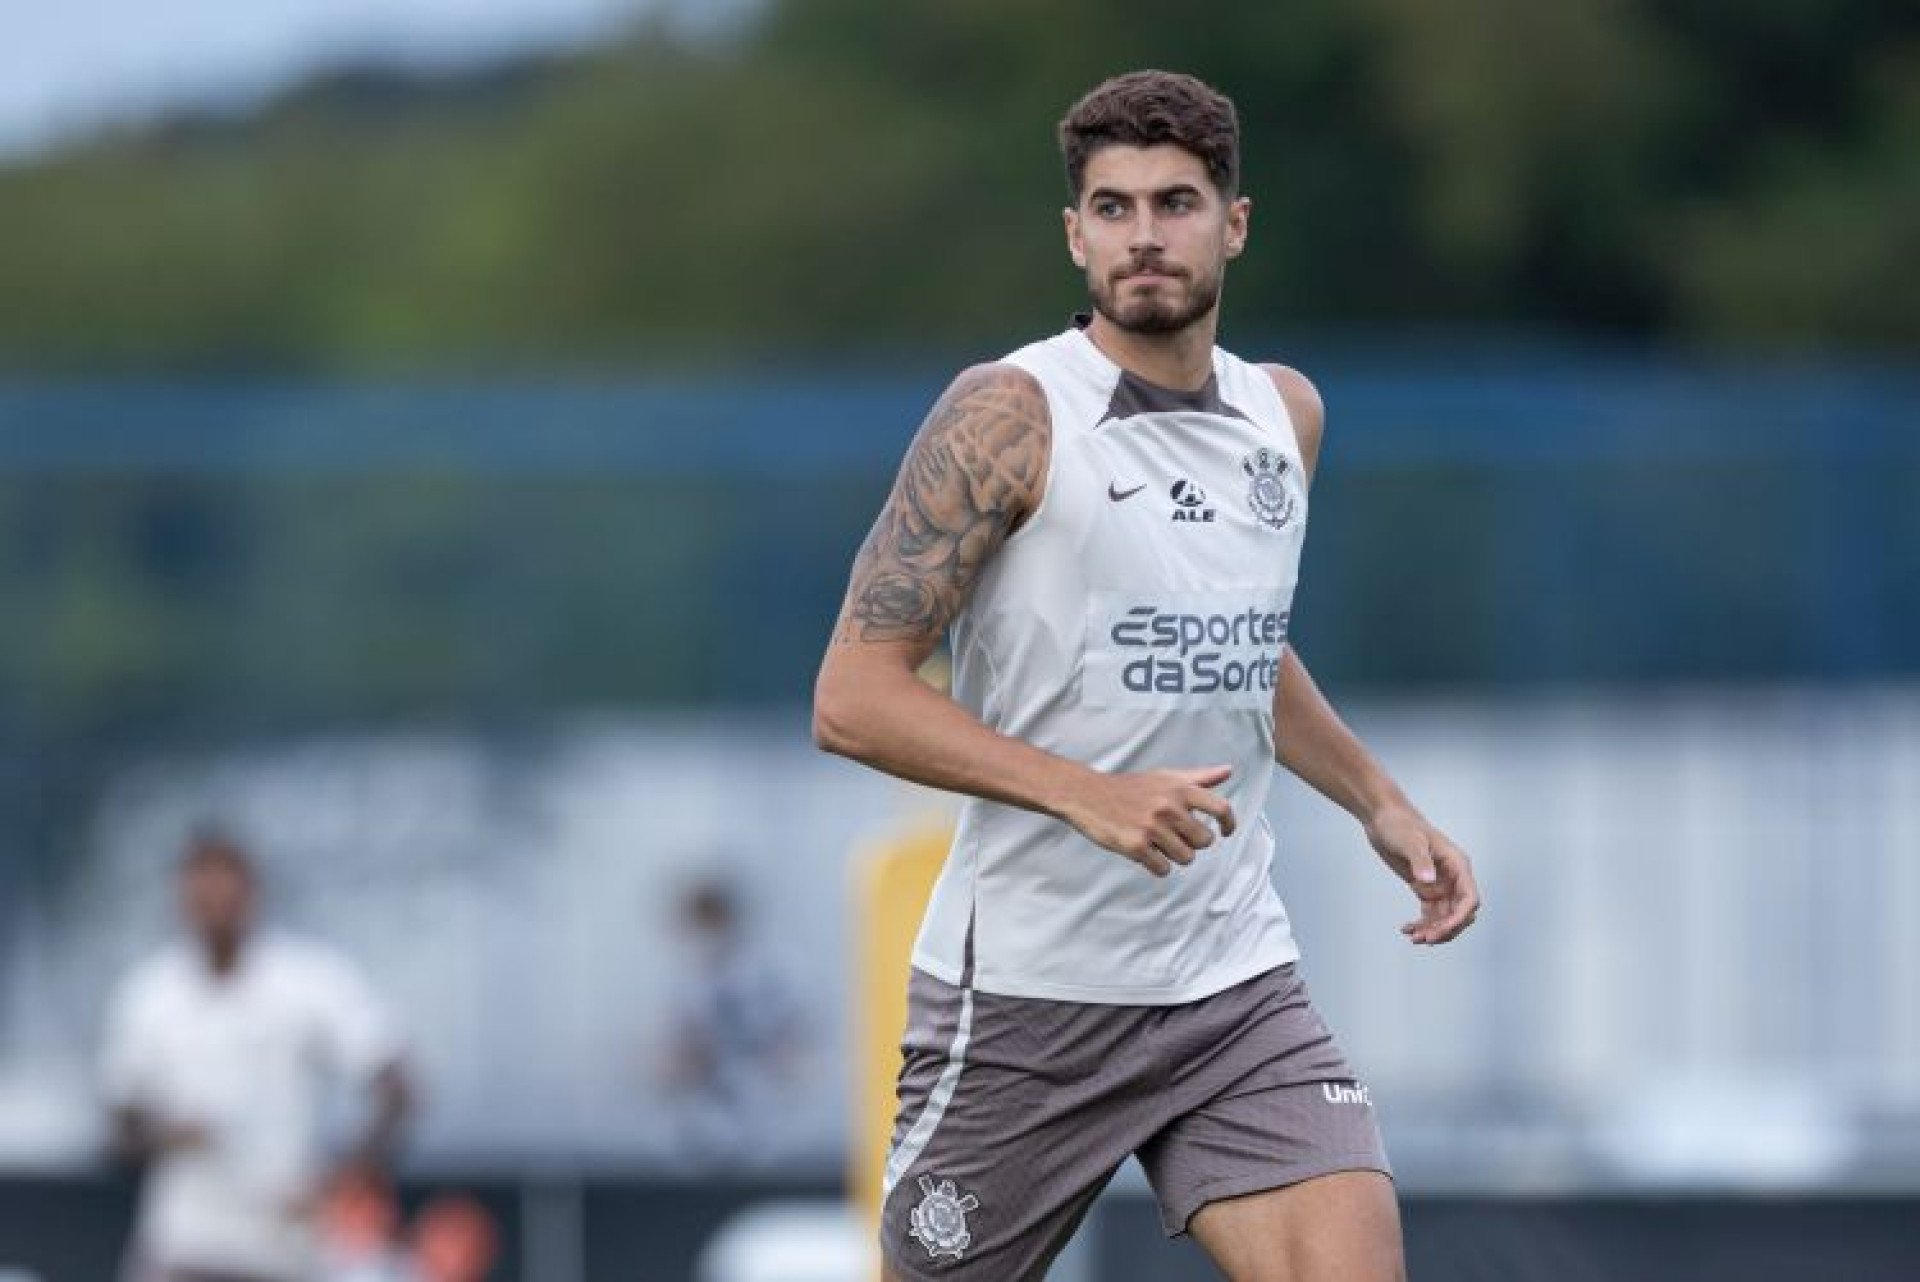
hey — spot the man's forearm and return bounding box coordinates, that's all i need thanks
[814,661,1093,819]
[1272,648,1408,823]
[344,1064,411,1170]
[110,1106,205,1164]
[111,1107,160,1163]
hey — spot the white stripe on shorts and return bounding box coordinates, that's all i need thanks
[881,982,975,1198]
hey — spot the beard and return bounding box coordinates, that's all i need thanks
[1086,257,1224,335]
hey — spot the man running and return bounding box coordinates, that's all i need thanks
[815,69,1480,1281]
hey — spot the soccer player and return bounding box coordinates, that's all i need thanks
[101,829,413,1282]
[814,70,1480,1281]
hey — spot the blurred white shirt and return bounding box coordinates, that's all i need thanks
[101,932,401,1281]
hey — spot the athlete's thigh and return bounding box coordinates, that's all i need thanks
[878,972,1142,1281]
[1135,966,1393,1243]
[1188,1169,1403,1282]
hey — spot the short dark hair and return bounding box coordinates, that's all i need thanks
[1057,70,1240,200]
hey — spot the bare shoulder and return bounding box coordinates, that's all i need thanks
[933,361,1052,469]
[915,361,1052,526]
[1260,363,1325,483]
[833,362,1050,645]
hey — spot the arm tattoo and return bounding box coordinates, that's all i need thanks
[836,364,1049,644]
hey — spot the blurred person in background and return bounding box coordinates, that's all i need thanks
[658,875,808,1167]
[403,1195,497,1282]
[815,70,1479,1282]
[100,828,414,1282]
[313,1177,498,1282]
[314,1170,409,1282]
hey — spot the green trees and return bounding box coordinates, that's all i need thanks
[0,0,1911,368]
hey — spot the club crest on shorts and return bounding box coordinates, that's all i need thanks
[909,1174,979,1260]
[1241,447,1297,532]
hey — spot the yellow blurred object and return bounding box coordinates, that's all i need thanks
[916,648,953,694]
[850,821,951,1239]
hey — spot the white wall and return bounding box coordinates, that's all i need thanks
[5,686,1917,1189]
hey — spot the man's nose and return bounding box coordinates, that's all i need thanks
[1129,209,1165,251]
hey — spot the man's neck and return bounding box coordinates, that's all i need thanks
[1084,311,1219,392]
[200,932,248,978]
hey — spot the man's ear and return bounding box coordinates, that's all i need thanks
[1225,195,1251,260]
[1064,207,1087,268]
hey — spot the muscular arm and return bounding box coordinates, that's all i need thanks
[814,362,1082,809]
[1261,364,1404,816]
[1264,364,1480,943]
[815,364,1235,876]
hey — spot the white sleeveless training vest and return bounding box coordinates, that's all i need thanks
[912,322,1313,1004]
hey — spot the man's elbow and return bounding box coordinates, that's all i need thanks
[812,667,856,757]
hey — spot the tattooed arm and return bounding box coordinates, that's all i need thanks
[814,363,1237,878]
[813,363,1066,807]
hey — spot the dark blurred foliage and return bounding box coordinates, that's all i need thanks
[0,0,1914,370]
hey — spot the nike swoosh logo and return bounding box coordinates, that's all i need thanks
[1108,481,1148,502]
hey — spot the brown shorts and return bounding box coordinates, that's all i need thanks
[878,963,1391,1281]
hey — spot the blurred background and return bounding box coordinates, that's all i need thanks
[0,0,1916,1278]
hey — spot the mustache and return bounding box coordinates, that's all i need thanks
[1113,257,1187,281]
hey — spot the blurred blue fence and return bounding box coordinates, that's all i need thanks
[0,352,1912,711]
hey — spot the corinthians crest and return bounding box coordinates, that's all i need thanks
[909,1174,980,1260]
[1242,447,1298,532]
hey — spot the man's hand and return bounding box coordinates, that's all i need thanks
[1057,765,1238,878]
[111,1107,215,1164]
[153,1118,215,1154]
[1364,804,1480,945]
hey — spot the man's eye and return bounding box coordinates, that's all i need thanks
[1164,194,1195,213]
[1094,201,1124,218]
